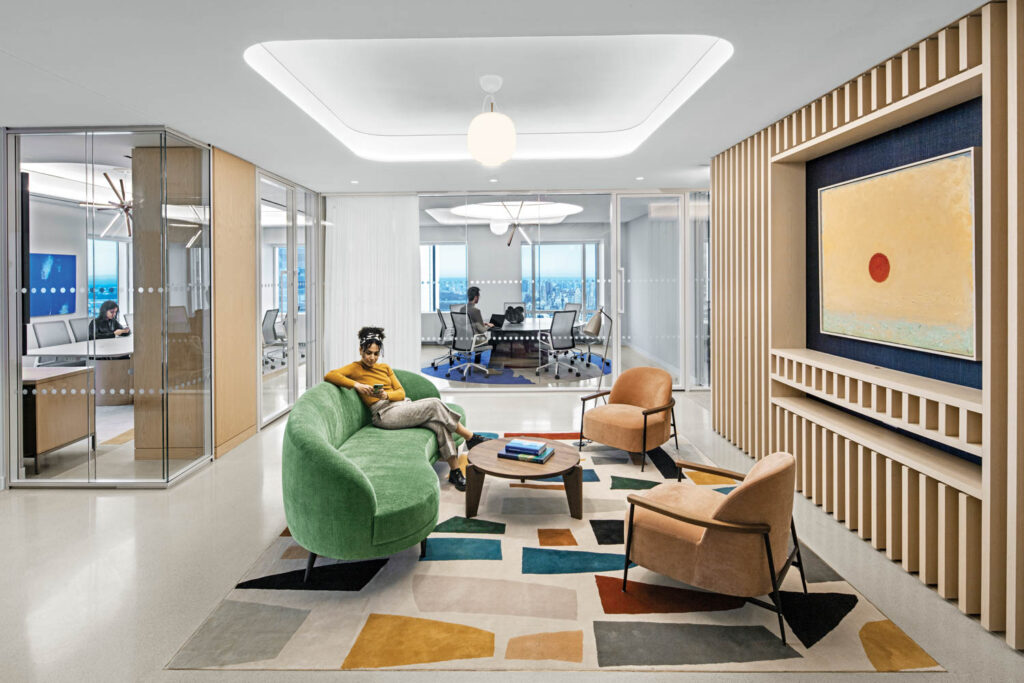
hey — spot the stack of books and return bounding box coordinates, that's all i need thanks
[498,438,555,464]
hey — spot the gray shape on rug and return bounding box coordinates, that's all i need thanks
[593,621,800,667]
[168,599,310,669]
[591,455,631,466]
[413,575,578,620]
[797,545,843,583]
[498,497,625,515]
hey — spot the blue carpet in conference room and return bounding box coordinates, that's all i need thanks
[421,364,535,385]
[422,353,612,385]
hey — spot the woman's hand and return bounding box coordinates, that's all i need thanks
[114,328,127,337]
[353,382,374,396]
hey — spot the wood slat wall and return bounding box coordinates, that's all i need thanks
[711,2,1024,649]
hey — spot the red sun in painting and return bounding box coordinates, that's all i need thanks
[868,252,890,283]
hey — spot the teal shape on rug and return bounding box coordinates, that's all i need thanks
[538,469,599,484]
[610,475,660,490]
[715,486,736,494]
[475,432,500,439]
[420,538,502,561]
[522,547,631,574]
[433,516,506,534]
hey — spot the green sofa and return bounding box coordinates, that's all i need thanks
[282,370,466,570]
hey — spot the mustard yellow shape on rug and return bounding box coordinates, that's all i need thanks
[505,630,583,663]
[685,470,737,486]
[859,620,938,671]
[342,614,494,669]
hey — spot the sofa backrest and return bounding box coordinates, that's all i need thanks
[291,368,441,450]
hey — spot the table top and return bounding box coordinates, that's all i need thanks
[495,318,552,333]
[467,437,580,479]
[24,337,134,359]
[22,366,94,383]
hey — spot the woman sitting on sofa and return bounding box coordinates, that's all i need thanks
[324,326,489,491]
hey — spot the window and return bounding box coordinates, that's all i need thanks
[420,243,467,312]
[521,242,600,313]
[87,238,119,318]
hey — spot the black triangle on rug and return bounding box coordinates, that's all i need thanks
[644,447,683,480]
[780,590,859,649]
[236,558,388,592]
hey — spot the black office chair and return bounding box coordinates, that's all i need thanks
[447,311,491,379]
[537,310,580,379]
[430,309,455,369]
[262,308,287,370]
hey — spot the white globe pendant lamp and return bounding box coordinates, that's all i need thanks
[467,74,516,167]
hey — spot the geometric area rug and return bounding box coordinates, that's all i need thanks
[167,435,942,672]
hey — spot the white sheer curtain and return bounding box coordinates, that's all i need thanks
[323,195,421,373]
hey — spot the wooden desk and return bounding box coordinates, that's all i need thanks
[25,338,134,406]
[22,367,96,475]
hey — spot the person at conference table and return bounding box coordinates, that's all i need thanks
[465,286,493,333]
[323,326,491,492]
[89,300,130,339]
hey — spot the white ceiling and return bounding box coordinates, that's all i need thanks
[0,1,982,194]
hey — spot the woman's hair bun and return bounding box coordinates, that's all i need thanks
[358,326,385,348]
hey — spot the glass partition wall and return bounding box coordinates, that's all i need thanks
[418,193,612,389]
[259,173,320,425]
[5,128,213,486]
[417,191,710,393]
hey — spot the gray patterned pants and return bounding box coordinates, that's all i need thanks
[370,397,463,463]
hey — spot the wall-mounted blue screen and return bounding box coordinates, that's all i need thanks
[30,253,76,316]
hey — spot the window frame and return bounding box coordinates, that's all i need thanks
[521,239,602,315]
[420,241,468,313]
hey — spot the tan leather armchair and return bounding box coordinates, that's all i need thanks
[579,366,678,471]
[622,452,807,645]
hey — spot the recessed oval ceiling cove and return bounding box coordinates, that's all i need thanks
[244,35,732,163]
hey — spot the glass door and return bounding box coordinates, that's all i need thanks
[615,195,684,387]
[259,176,319,424]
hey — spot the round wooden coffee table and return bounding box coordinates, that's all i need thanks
[465,437,583,519]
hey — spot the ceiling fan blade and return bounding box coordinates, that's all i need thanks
[104,172,123,203]
[125,212,133,237]
[119,178,127,204]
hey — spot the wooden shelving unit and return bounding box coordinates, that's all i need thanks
[771,348,983,457]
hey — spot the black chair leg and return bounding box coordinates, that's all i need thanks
[304,552,318,584]
[622,504,636,591]
[791,520,808,594]
[671,407,679,449]
[763,534,786,645]
[420,539,427,559]
[640,416,648,471]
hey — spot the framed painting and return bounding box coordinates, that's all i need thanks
[818,147,981,359]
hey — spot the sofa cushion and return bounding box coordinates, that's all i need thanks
[339,402,467,546]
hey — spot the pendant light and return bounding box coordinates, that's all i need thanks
[467,74,516,167]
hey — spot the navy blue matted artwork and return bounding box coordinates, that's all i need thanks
[29,253,76,316]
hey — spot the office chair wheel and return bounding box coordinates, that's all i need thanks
[555,373,560,380]
[445,371,451,378]
[575,371,580,377]
[535,369,540,376]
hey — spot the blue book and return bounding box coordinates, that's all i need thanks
[498,446,554,464]
[507,439,545,454]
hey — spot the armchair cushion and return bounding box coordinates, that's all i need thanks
[609,366,672,409]
[627,452,797,599]
[583,404,670,453]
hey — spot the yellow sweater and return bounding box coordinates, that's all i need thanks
[324,362,406,406]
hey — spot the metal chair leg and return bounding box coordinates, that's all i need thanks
[622,504,636,591]
[304,552,318,584]
[791,520,809,594]
[671,407,679,449]
[640,415,648,472]
[763,534,786,645]
[420,539,427,559]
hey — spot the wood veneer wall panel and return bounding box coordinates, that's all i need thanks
[710,1,1024,648]
[1006,0,1024,649]
[211,148,258,456]
[981,1,1008,632]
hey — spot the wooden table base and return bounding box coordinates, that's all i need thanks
[465,462,584,520]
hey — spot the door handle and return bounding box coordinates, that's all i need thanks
[618,267,625,314]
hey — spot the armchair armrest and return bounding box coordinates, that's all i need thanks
[581,390,611,403]
[674,458,746,481]
[626,493,769,534]
[642,398,676,416]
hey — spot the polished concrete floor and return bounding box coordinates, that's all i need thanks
[0,391,1020,681]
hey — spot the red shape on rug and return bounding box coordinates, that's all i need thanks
[503,432,582,440]
[595,575,745,614]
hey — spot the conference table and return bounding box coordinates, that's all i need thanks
[26,337,134,405]
[488,318,563,368]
